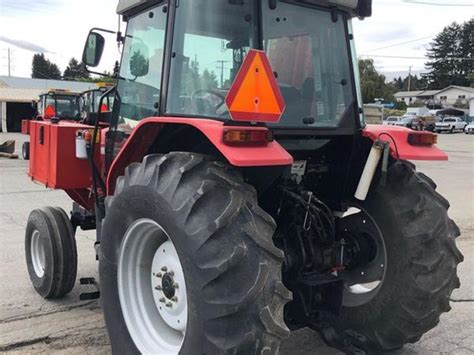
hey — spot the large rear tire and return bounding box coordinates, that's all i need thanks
[25,207,77,298]
[100,152,291,354]
[330,160,463,352]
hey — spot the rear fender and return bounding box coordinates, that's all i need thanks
[106,117,293,194]
[363,124,448,161]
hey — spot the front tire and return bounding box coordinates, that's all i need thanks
[22,141,30,160]
[331,160,463,352]
[25,207,77,298]
[100,153,291,354]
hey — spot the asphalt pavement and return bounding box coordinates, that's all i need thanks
[0,132,472,354]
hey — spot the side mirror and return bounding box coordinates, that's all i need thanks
[129,41,149,77]
[83,32,105,67]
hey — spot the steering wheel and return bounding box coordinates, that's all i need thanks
[190,89,227,115]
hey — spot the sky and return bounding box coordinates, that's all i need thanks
[0,0,473,82]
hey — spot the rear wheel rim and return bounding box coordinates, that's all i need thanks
[30,230,46,278]
[339,208,387,307]
[118,218,187,354]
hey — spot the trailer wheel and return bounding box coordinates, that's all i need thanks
[101,152,291,354]
[22,141,30,160]
[25,207,77,298]
[330,160,463,352]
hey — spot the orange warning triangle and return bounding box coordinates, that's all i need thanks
[226,49,285,123]
[45,104,56,118]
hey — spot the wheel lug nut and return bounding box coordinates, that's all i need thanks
[171,296,178,302]
[161,266,168,272]
[156,272,162,278]
[169,271,174,276]
[172,283,179,289]
[159,297,166,303]
[165,302,173,308]
[155,285,162,291]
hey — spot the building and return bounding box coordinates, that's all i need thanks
[394,86,474,108]
[393,91,424,106]
[433,86,474,107]
[0,76,96,132]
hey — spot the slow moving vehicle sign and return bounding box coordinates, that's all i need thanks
[226,49,286,123]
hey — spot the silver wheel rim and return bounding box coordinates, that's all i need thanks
[118,219,188,354]
[31,230,46,278]
[339,208,387,307]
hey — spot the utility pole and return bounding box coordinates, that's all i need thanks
[407,65,412,92]
[7,48,11,77]
[216,60,226,88]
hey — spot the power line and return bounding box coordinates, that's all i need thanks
[362,35,434,53]
[361,54,474,61]
[402,0,474,6]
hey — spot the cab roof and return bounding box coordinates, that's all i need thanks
[116,0,371,18]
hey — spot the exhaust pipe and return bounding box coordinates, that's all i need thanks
[355,140,385,201]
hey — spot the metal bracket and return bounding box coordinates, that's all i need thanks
[79,277,100,300]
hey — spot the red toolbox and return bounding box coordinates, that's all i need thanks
[28,121,100,189]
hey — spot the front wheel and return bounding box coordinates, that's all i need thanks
[25,207,77,298]
[330,160,463,352]
[100,153,291,354]
[22,141,30,160]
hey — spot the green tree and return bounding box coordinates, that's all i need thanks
[359,59,396,103]
[113,61,120,77]
[31,53,61,80]
[424,19,473,89]
[130,50,149,77]
[63,57,90,80]
[201,69,218,89]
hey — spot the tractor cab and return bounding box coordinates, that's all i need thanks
[88,0,367,135]
[81,84,115,124]
[35,90,82,121]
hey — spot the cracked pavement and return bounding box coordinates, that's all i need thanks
[0,132,472,354]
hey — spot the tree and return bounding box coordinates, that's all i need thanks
[31,53,61,80]
[130,50,149,77]
[424,19,473,89]
[63,58,90,80]
[113,61,120,77]
[359,59,396,103]
[201,69,218,89]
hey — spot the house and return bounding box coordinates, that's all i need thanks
[433,86,474,106]
[394,86,474,108]
[0,76,96,132]
[394,91,424,105]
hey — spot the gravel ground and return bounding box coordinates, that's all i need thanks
[1,132,472,354]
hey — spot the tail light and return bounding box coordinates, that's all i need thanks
[223,128,273,145]
[407,132,438,146]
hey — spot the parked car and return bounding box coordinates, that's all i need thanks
[435,117,467,133]
[393,116,417,129]
[383,116,402,125]
[464,122,474,134]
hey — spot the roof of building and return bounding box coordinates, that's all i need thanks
[434,86,474,95]
[0,76,96,92]
[395,86,474,99]
[418,90,441,97]
[0,87,44,103]
[394,91,424,98]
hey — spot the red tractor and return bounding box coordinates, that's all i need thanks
[21,89,82,160]
[24,1,462,354]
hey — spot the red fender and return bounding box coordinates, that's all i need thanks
[106,117,293,194]
[363,124,448,161]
